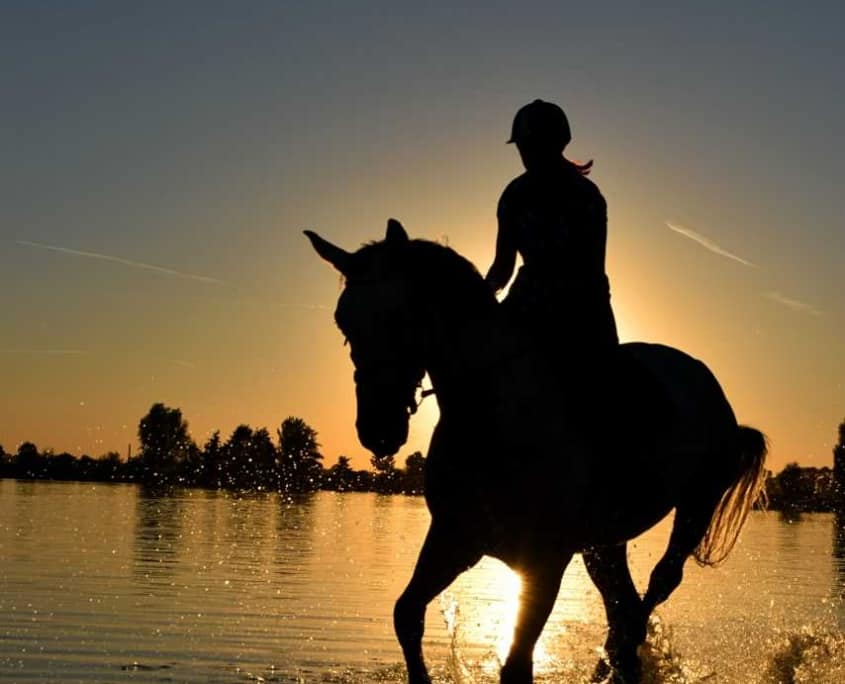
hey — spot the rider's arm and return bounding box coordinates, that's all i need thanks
[484,214,517,294]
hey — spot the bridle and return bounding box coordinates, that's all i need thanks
[341,275,430,417]
[351,358,424,417]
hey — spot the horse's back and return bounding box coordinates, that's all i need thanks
[620,342,736,431]
[609,342,739,499]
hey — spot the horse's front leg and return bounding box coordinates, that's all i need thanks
[394,519,482,684]
[500,553,571,684]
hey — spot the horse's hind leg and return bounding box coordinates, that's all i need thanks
[583,544,646,683]
[501,553,571,684]
[642,493,721,616]
[394,520,482,684]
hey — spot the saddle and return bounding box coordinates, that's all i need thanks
[548,343,676,445]
[610,345,676,435]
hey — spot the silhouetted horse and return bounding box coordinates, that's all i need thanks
[306,220,767,684]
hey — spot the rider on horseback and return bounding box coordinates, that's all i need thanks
[485,100,618,371]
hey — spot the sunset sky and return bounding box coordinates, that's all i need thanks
[2,2,842,472]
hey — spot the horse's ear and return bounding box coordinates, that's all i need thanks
[385,218,409,244]
[304,230,351,274]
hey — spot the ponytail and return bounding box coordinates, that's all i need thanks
[568,158,594,175]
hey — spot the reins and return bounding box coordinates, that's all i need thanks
[411,335,531,414]
[413,385,437,412]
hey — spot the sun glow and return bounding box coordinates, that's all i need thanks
[408,373,441,447]
[492,565,522,664]
[443,558,559,675]
[443,556,611,679]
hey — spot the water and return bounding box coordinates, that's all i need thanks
[0,481,843,683]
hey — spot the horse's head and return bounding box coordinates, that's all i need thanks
[306,219,426,459]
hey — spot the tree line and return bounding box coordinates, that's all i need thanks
[766,463,841,513]
[770,417,845,514]
[2,409,843,510]
[0,402,425,495]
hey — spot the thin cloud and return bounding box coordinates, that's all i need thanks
[765,291,823,316]
[17,240,226,285]
[279,302,329,311]
[0,349,86,355]
[666,222,756,267]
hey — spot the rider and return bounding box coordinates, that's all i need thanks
[485,99,618,373]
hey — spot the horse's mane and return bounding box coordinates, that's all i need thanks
[351,238,498,318]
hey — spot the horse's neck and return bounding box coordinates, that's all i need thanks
[424,304,520,409]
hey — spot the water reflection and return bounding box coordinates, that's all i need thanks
[4,484,845,683]
[133,486,185,585]
[277,492,317,540]
[834,511,845,561]
[275,493,317,578]
[775,508,804,564]
[129,487,322,626]
[2,481,41,553]
[834,511,845,627]
[778,508,803,523]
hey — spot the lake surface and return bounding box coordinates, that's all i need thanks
[1,481,843,683]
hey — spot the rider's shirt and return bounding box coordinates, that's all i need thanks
[497,162,607,282]
[497,162,618,354]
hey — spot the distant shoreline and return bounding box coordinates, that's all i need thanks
[2,464,843,514]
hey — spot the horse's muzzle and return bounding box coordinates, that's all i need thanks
[354,374,415,457]
[357,411,409,458]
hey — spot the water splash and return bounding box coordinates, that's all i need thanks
[637,615,714,684]
[438,594,703,684]
[439,592,476,684]
[260,620,845,684]
[763,627,845,684]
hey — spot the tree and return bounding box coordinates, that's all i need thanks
[766,463,836,513]
[251,428,279,489]
[326,455,354,491]
[277,417,323,492]
[371,453,396,473]
[97,452,123,481]
[223,425,278,490]
[16,441,43,478]
[224,424,254,487]
[137,403,195,483]
[201,430,225,487]
[834,418,845,509]
[371,453,400,493]
[49,451,77,480]
[403,451,426,495]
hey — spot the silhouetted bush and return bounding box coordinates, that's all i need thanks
[834,418,845,511]
[765,463,837,513]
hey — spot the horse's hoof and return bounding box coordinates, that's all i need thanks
[591,656,612,682]
[591,650,642,684]
[612,658,642,684]
[500,659,532,684]
[406,664,433,684]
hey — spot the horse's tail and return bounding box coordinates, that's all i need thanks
[694,425,768,567]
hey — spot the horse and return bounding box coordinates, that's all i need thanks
[306,219,767,684]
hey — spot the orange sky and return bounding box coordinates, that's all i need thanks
[2,3,843,472]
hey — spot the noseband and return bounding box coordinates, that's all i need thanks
[352,355,425,416]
